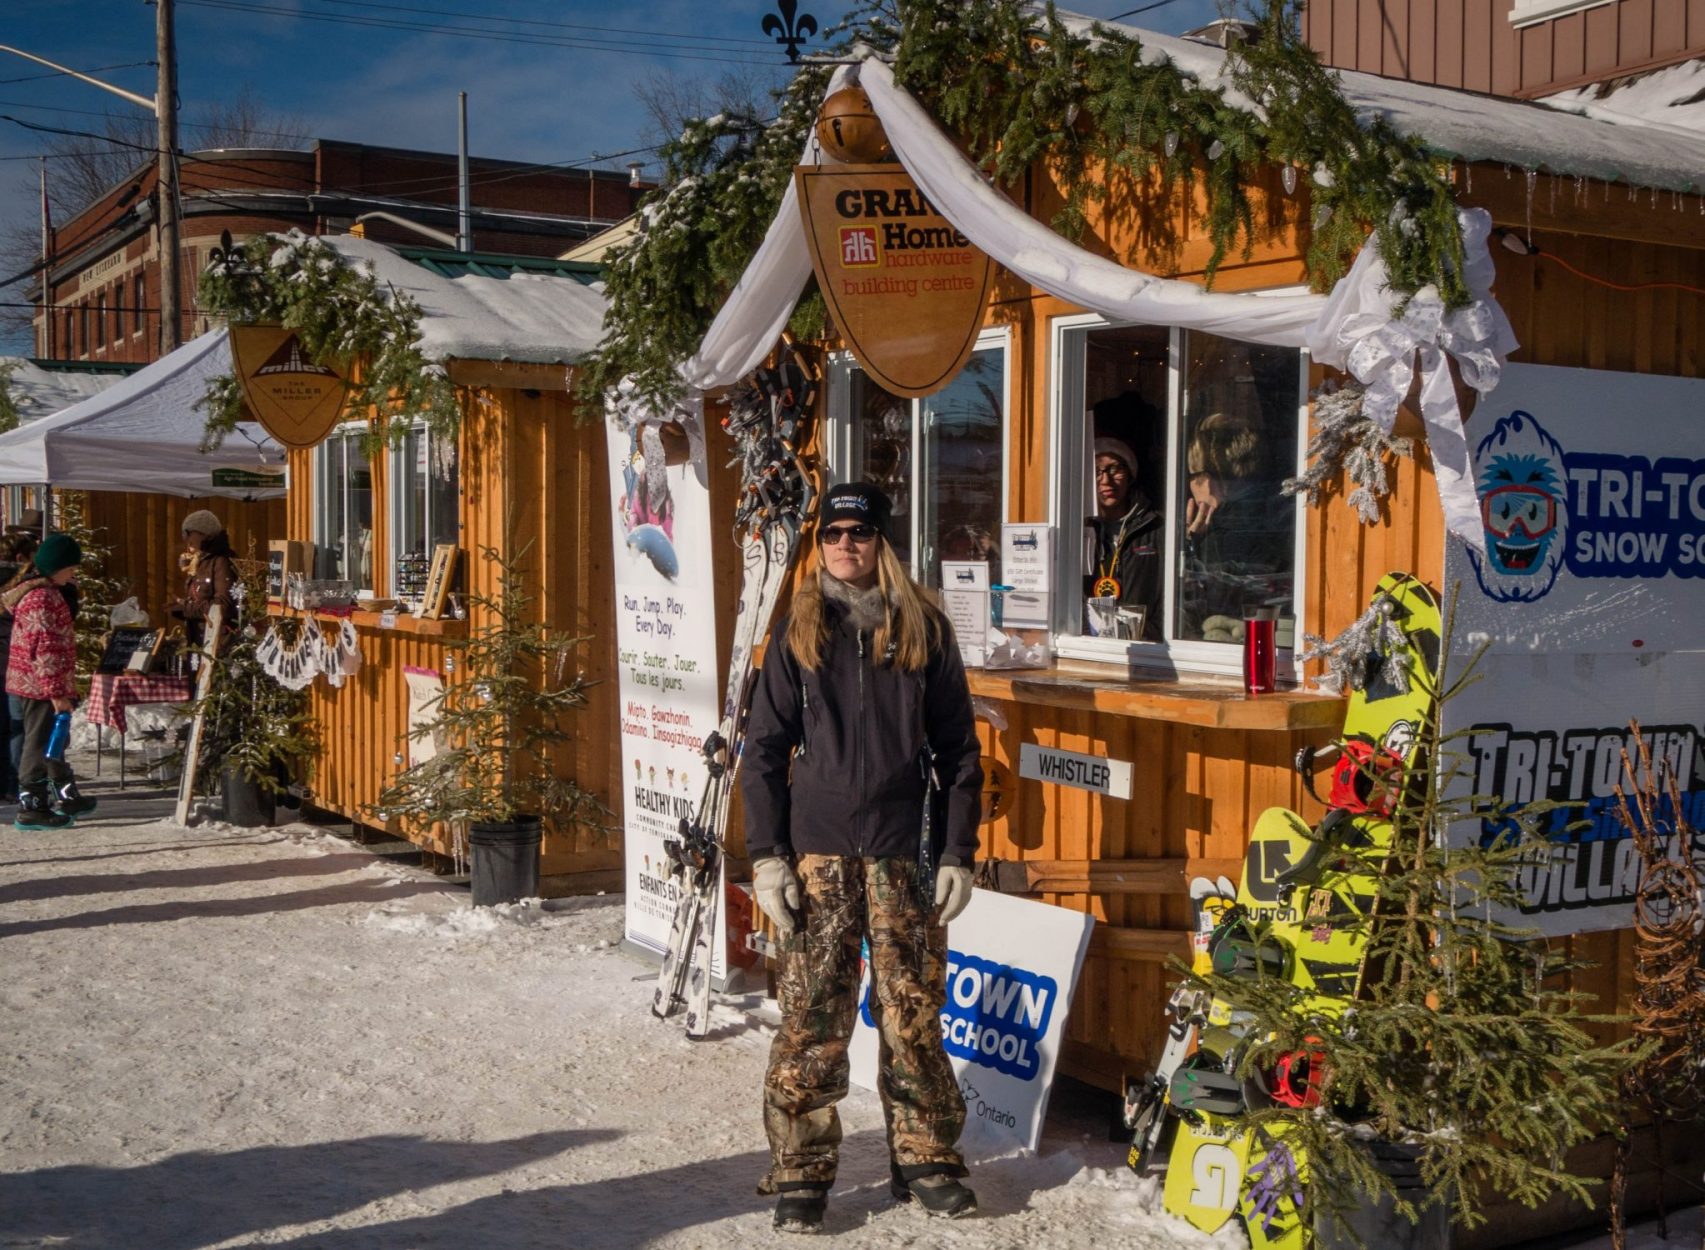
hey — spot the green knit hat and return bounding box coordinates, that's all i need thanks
[33,533,82,577]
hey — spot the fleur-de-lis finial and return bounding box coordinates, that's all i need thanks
[762,0,818,63]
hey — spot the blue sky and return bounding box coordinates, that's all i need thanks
[0,0,1225,353]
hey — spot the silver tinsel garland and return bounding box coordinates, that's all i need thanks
[1283,381,1415,525]
[1297,591,1414,695]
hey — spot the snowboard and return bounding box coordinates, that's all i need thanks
[1158,572,1442,1244]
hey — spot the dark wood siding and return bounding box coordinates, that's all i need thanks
[1303,0,1705,97]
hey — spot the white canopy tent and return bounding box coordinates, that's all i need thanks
[0,330,285,500]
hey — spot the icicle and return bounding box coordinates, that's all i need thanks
[1548,175,1557,215]
[1524,169,1537,245]
[1651,186,1659,207]
[1465,164,1472,193]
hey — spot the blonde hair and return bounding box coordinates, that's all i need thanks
[786,537,939,673]
[1187,410,1263,479]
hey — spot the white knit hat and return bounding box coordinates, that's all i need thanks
[1092,436,1140,475]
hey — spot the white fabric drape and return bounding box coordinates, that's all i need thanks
[671,53,1519,548]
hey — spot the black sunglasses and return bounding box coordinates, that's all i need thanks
[821,523,878,545]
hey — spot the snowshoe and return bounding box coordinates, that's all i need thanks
[889,1166,977,1219]
[773,1186,828,1233]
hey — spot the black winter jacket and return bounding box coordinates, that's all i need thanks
[741,597,982,867]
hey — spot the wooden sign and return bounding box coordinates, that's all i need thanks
[795,164,994,398]
[229,324,349,449]
[420,544,458,620]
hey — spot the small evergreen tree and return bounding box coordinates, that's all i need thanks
[1184,605,1637,1236]
[374,544,605,866]
[189,558,316,796]
[53,491,131,684]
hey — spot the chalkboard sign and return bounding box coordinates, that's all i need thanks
[267,548,286,597]
[97,627,163,675]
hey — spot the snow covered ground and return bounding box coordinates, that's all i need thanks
[0,764,1685,1249]
[0,765,1237,1250]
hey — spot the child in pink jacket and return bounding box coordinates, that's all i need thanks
[7,533,95,828]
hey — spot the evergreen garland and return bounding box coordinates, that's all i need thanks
[1284,381,1416,526]
[196,230,461,452]
[585,0,1468,410]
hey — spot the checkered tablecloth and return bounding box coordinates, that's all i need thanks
[85,673,198,735]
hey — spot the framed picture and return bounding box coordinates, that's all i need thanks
[420,544,458,620]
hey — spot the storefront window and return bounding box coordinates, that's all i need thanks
[316,428,374,592]
[391,424,460,603]
[1056,317,1304,672]
[832,334,1008,587]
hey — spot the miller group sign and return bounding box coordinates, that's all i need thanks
[229,324,350,450]
[796,164,994,398]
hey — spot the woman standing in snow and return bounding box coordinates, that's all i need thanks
[742,482,983,1234]
[170,510,236,646]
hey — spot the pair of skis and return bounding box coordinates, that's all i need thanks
[652,339,820,1039]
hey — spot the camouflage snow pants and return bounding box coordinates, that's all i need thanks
[761,854,965,1193]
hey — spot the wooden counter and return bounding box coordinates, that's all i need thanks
[266,604,468,639]
[966,661,1346,731]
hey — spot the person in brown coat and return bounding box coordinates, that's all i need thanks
[171,510,236,644]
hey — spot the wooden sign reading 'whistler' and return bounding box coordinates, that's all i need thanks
[229,324,349,450]
[796,164,993,399]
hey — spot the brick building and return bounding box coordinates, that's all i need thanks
[31,140,648,364]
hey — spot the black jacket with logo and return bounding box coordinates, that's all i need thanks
[741,597,982,867]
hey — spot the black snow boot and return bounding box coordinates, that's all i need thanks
[15,784,70,830]
[773,1186,828,1234]
[890,1164,977,1219]
[55,780,97,821]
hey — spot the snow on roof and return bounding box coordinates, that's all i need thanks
[1541,57,1705,139]
[1,359,134,425]
[1058,11,1705,194]
[321,236,608,366]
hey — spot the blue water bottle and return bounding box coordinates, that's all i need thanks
[44,710,72,763]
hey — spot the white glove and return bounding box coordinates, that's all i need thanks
[934,866,974,925]
[753,856,803,939]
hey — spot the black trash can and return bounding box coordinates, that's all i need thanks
[221,766,276,828]
[469,816,543,907]
[1314,1141,1450,1250]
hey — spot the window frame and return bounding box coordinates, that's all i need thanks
[1508,0,1617,28]
[133,273,145,337]
[386,420,461,601]
[821,326,1012,587]
[1049,311,1311,681]
[314,422,377,593]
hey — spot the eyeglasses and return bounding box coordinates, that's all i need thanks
[1094,464,1130,481]
[821,524,878,546]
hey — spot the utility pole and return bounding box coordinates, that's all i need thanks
[156,0,182,353]
[39,157,51,357]
[456,91,470,253]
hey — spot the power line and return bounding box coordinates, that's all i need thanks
[176,0,772,65]
[0,60,157,86]
[310,0,776,49]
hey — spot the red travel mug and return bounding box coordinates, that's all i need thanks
[1243,608,1277,695]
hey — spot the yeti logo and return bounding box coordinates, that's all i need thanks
[1467,411,1570,602]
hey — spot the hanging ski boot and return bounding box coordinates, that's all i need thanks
[889,1163,978,1219]
[15,783,70,830]
[55,779,97,822]
[772,1185,829,1234]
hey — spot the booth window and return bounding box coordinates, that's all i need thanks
[825,330,1009,587]
[315,427,375,592]
[1053,317,1305,676]
[389,424,460,602]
